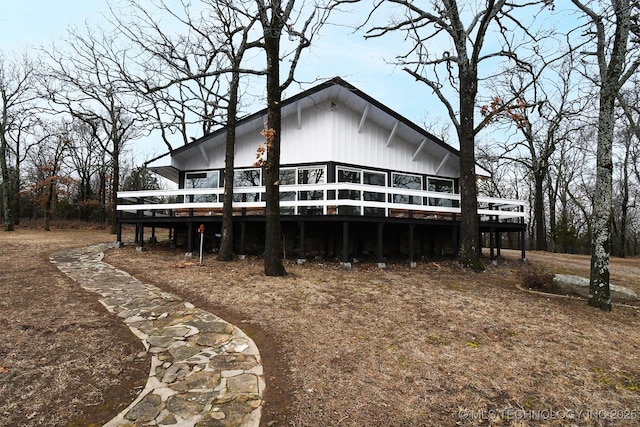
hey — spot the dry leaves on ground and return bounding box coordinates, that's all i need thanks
[105,237,640,427]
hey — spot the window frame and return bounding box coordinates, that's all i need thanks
[391,172,423,205]
[184,170,220,203]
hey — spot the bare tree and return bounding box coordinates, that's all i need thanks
[113,0,264,260]
[357,0,550,269]
[27,122,72,231]
[484,52,586,251]
[0,53,39,231]
[610,86,640,258]
[256,0,332,276]
[43,26,142,234]
[111,0,242,150]
[570,0,640,311]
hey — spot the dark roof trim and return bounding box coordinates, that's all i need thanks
[168,77,459,158]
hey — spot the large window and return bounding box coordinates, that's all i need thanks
[427,177,456,207]
[233,168,262,202]
[363,170,387,216]
[392,172,422,205]
[279,168,297,214]
[185,170,219,203]
[276,166,326,215]
[297,167,325,215]
[337,168,362,215]
[336,167,387,216]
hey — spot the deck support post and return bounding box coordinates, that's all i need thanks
[496,232,502,257]
[408,223,416,268]
[341,221,351,268]
[239,221,246,260]
[171,228,178,248]
[137,224,146,252]
[116,222,123,248]
[376,222,385,268]
[452,223,459,257]
[186,222,194,257]
[489,227,496,266]
[149,211,157,243]
[298,221,306,264]
[520,229,527,261]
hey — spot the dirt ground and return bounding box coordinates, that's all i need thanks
[3,227,640,426]
[0,227,148,427]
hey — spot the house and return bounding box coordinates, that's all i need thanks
[117,77,526,265]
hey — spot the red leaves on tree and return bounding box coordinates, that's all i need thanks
[480,96,529,129]
[254,128,276,168]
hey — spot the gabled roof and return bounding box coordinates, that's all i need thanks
[148,77,490,181]
[169,76,457,158]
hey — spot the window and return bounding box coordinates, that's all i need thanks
[427,177,456,207]
[233,168,261,202]
[279,168,296,214]
[275,166,327,215]
[335,167,387,216]
[392,172,422,205]
[297,167,325,215]
[185,171,219,203]
[337,168,361,215]
[363,170,386,216]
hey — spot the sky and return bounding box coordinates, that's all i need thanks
[2,1,454,161]
[1,1,569,166]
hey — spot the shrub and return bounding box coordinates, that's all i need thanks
[519,265,555,292]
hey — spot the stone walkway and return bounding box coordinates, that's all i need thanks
[50,243,264,427]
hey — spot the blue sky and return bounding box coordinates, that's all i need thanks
[1,2,105,50]
[2,1,536,162]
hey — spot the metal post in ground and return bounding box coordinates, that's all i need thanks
[198,224,205,266]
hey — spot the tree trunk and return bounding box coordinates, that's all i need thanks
[44,180,55,232]
[262,13,287,277]
[457,67,482,271]
[110,141,120,235]
[589,88,615,311]
[0,133,14,231]
[218,69,240,261]
[12,141,21,225]
[533,168,547,251]
[547,174,558,252]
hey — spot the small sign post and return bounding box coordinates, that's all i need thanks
[198,224,205,266]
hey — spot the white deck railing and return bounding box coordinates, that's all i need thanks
[117,183,525,222]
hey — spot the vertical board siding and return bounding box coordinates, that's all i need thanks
[281,102,333,164]
[175,98,458,179]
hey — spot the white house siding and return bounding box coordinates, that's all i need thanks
[172,94,460,180]
[330,102,458,178]
[280,101,333,165]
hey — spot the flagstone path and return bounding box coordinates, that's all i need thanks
[51,243,264,427]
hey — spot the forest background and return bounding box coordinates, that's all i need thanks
[1,0,639,261]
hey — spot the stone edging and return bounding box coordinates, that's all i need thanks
[515,283,639,310]
[51,243,264,427]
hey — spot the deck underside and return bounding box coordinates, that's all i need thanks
[118,213,526,263]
